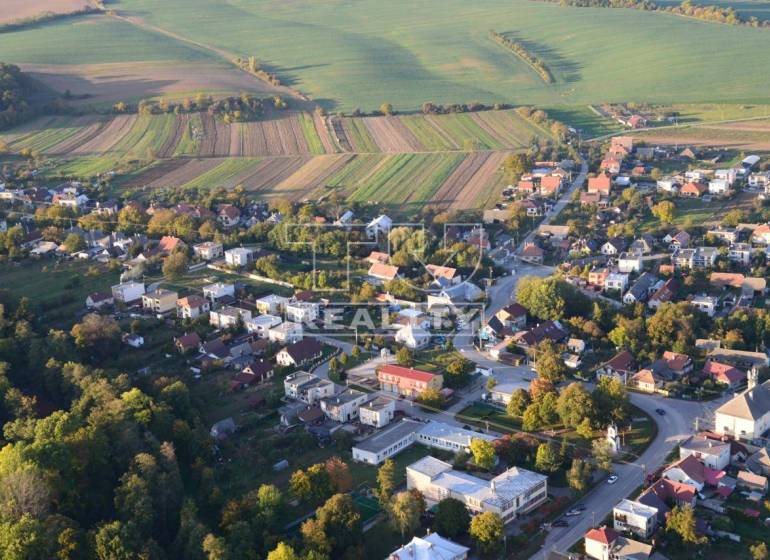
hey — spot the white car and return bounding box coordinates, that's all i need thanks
[565,509,582,517]
[607,475,618,484]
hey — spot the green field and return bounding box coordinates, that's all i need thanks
[94,0,770,111]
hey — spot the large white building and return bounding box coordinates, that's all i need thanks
[245,314,282,338]
[679,434,731,470]
[111,281,146,303]
[613,499,658,539]
[388,533,469,560]
[224,247,253,267]
[209,305,252,329]
[406,456,547,524]
[319,389,369,423]
[359,396,395,428]
[715,372,770,440]
[283,371,335,404]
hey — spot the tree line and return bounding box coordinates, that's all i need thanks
[489,31,555,84]
[113,93,288,122]
[0,63,34,130]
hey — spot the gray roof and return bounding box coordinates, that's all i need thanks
[352,418,422,453]
[716,380,770,421]
[680,435,730,456]
[627,272,658,300]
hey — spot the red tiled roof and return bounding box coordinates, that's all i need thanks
[604,350,635,372]
[662,351,691,372]
[666,454,706,485]
[703,360,746,385]
[368,262,399,279]
[378,364,437,383]
[585,527,618,545]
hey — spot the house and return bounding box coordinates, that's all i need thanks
[704,360,746,388]
[174,332,201,354]
[406,456,547,524]
[426,264,460,287]
[268,321,304,344]
[596,350,636,384]
[663,454,714,492]
[623,272,658,305]
[193,241,224,261]
[617,252,642,273]
[395,323,431,350]
[538,224,570,240]
[276,337,324,367]
[728,243,752,265]
[709,347,770,369]
[156,236,184,255]
[540,175,562,196]
[142,288,179,314]
[334,210,354,226]
[86,292,114,310]
[751,224,770,245]
[631,367,670,394]
[366,251,390,265]
[709,179,731,195]
[520,243,544,264]
[366,214,393,239]
[600,157,621,174]
[679,434,731,471]
[245,314,282,338]
[708,228,740,244]
[749,172,770,188]
[613,499,658,539]
[210,418,236,440]
[255,294,289,315]
[176,295,210,319]
[378,364,443,398]
[512,321,568,351]
[285,301,320,323]
[111,281,146,303]
[368,262,400,282]
[709,271,745,289]
[495,303,527,331]
[737,470,768,494]
[124,333,144,348]
[224,247,254,267]
[517,179,537,194]
[588,174,612,196]
[209,305,252,329]
[283,371,335,404]
[661,350,693,376]
[388,533,469,560]
[320,389,369,422]
[666,230,690,250]
[584,527,652,560]
[601,238,626,256]
[605,272,629,293]
[217,204,241,228]
[567,338,586,354]
[680,181,707,197]
[640,478,697,509]
[715,372,770,440]
[648,278,679,309]
[359,396,396,428]
[202,283,235,304]
[232,360,274,389]
[580,191,604,206]
[747,448,770,476]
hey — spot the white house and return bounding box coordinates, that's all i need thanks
[193,242,223,261]
[366,214,393,239]
[601,239,624,256]
[202,282,235,303]
[715,168,737,185]
[657,178,680,193]
[359,396,395,428]
[617,252,642,273]
[210,305,252,329]
[613,499,658,539]
[389,533,469,560]
[604,272,629,293]
[256,294,289,315]
[689,294,717,317]
[728,243,752,265]
[111,281,146,303]
[285,301,320,324]
[395,324,431,349]
[268,321,304,344]
[708,179,730,195]
[224,247,254,267]
[406,456,548,524]
[679,435,731,471]
[283,371,335,404]
[334,210,354,226]
[320,389,369,422]
[245,314,282,338]
[715,371,770,440]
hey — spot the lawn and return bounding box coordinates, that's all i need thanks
[108,0,770,111]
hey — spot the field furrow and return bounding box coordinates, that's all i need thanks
[362,116,423,152]
[341,118,379,152]
[430,153,491,210]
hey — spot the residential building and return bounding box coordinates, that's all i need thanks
[601,238,626,256]
[630,235,654,255]
[426,264,461,286]
[86,292,114,310]
[617,252,642,273]
[283,371,335,404]
[359,396,395,428]
[630,369,665,394]
[605,272,629,293]
[665,230,690,250]
[157,235,185,254]
[395,323,430,349]
[747,448,770,476]
[209,305,252,329]
[176,295,210,319]
[681,181,707,197]
[111,281,146,303]
[232,360,274,389]
[319,389,369,422]
[596,350,636,384]
[520,243,544,264]
[738,470,768,494]
[218,204,241,228]
[245,314,282,338]
[749,171,770,188]
[589,267,611,288]
[224,247,254,267]
[703,360,746,388]
[708,347,770,369]
[275,337,323,367]
[495,303,527,330]
[268,321,303,344]
[715,372,770,440]
[255,294,289,315]
[661,351,693,376]
[378,364,443,398]
[512,320,568,349]
[709,179,730,195]
[388,533,469,560]
[648,278,679,309]
[285,300,320,324]
[193,241,223,261]
[406,456,548,524]
[708,228,740,244]
[679,434,731,471]
[368,262,400,281]
[366,214,393,239]
[202,282,235,303]
[728,242,752,265]
[141,289,178,314]
[751,224,770,245]
[584,527,652,560]
[588,174,612,196]
[366,251,390,265]
[613,499,658,539]
[623,272,658,305]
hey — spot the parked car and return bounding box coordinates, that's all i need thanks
[656,408,666,416]
[565,509,582,517]
[607,475,619,484]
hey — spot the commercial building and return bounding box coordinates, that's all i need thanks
[378,364,443,398]
[406,456,547,523]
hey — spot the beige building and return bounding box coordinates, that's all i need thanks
[142,288,179,314]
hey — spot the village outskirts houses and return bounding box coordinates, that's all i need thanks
[193,241,224,261]
[202,282,235,303]
[283,371,335,404]
[275,337,324,368]
[176,295,210,319]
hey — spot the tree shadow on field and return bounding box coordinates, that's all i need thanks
[499,31,582,84]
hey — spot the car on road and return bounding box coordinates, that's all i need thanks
[656,408,666,416]
[565,509,582,517]
[552,519,568,528]
[607,475,619,484]
[575,504,587,511]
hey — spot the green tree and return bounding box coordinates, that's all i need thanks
[388,491,421,538]
[70,314,121,357]
[315,494,362,557]
[534,340,567,383]
[591,439,614,473]
[469,512,504,556]
[395,347,413,366]
[522,402,542,431]
[62,233,86,253]
[666,505,706,544]
[433,498,470,538]
[163,251,189,279]
[507,388,531,417]
[566,458,592,493]
[289,469,312,501]
[593,377,629,424]
[652,201,676,224]
[535,442,562,473]
[556,383,595,429]
[469,439,496,470]
[380,102,394,116]
[538,392,559,426]
[377,459,397,504]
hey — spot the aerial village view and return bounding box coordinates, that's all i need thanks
[1,1,770,559]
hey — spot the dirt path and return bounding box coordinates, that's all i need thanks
[107,11,316,111]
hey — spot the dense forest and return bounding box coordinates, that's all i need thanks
[0,63,34,130]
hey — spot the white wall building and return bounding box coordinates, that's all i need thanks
[209,305,253,329]
[245,314,282,338]
[224,247,254,267]
[285,301,320,324]
[679,435,731,470]
[283,371,335,404]
[715,373,770,440]
[111,281,146,303]
[366,214,393,239]
[319,389,369,422]
[202,282,235,302]
[359,396,396,428]
[617,253,642,273]
[268,321,303,344]
[613,499,658,539]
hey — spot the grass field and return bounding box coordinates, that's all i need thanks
[100,0,770,111]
